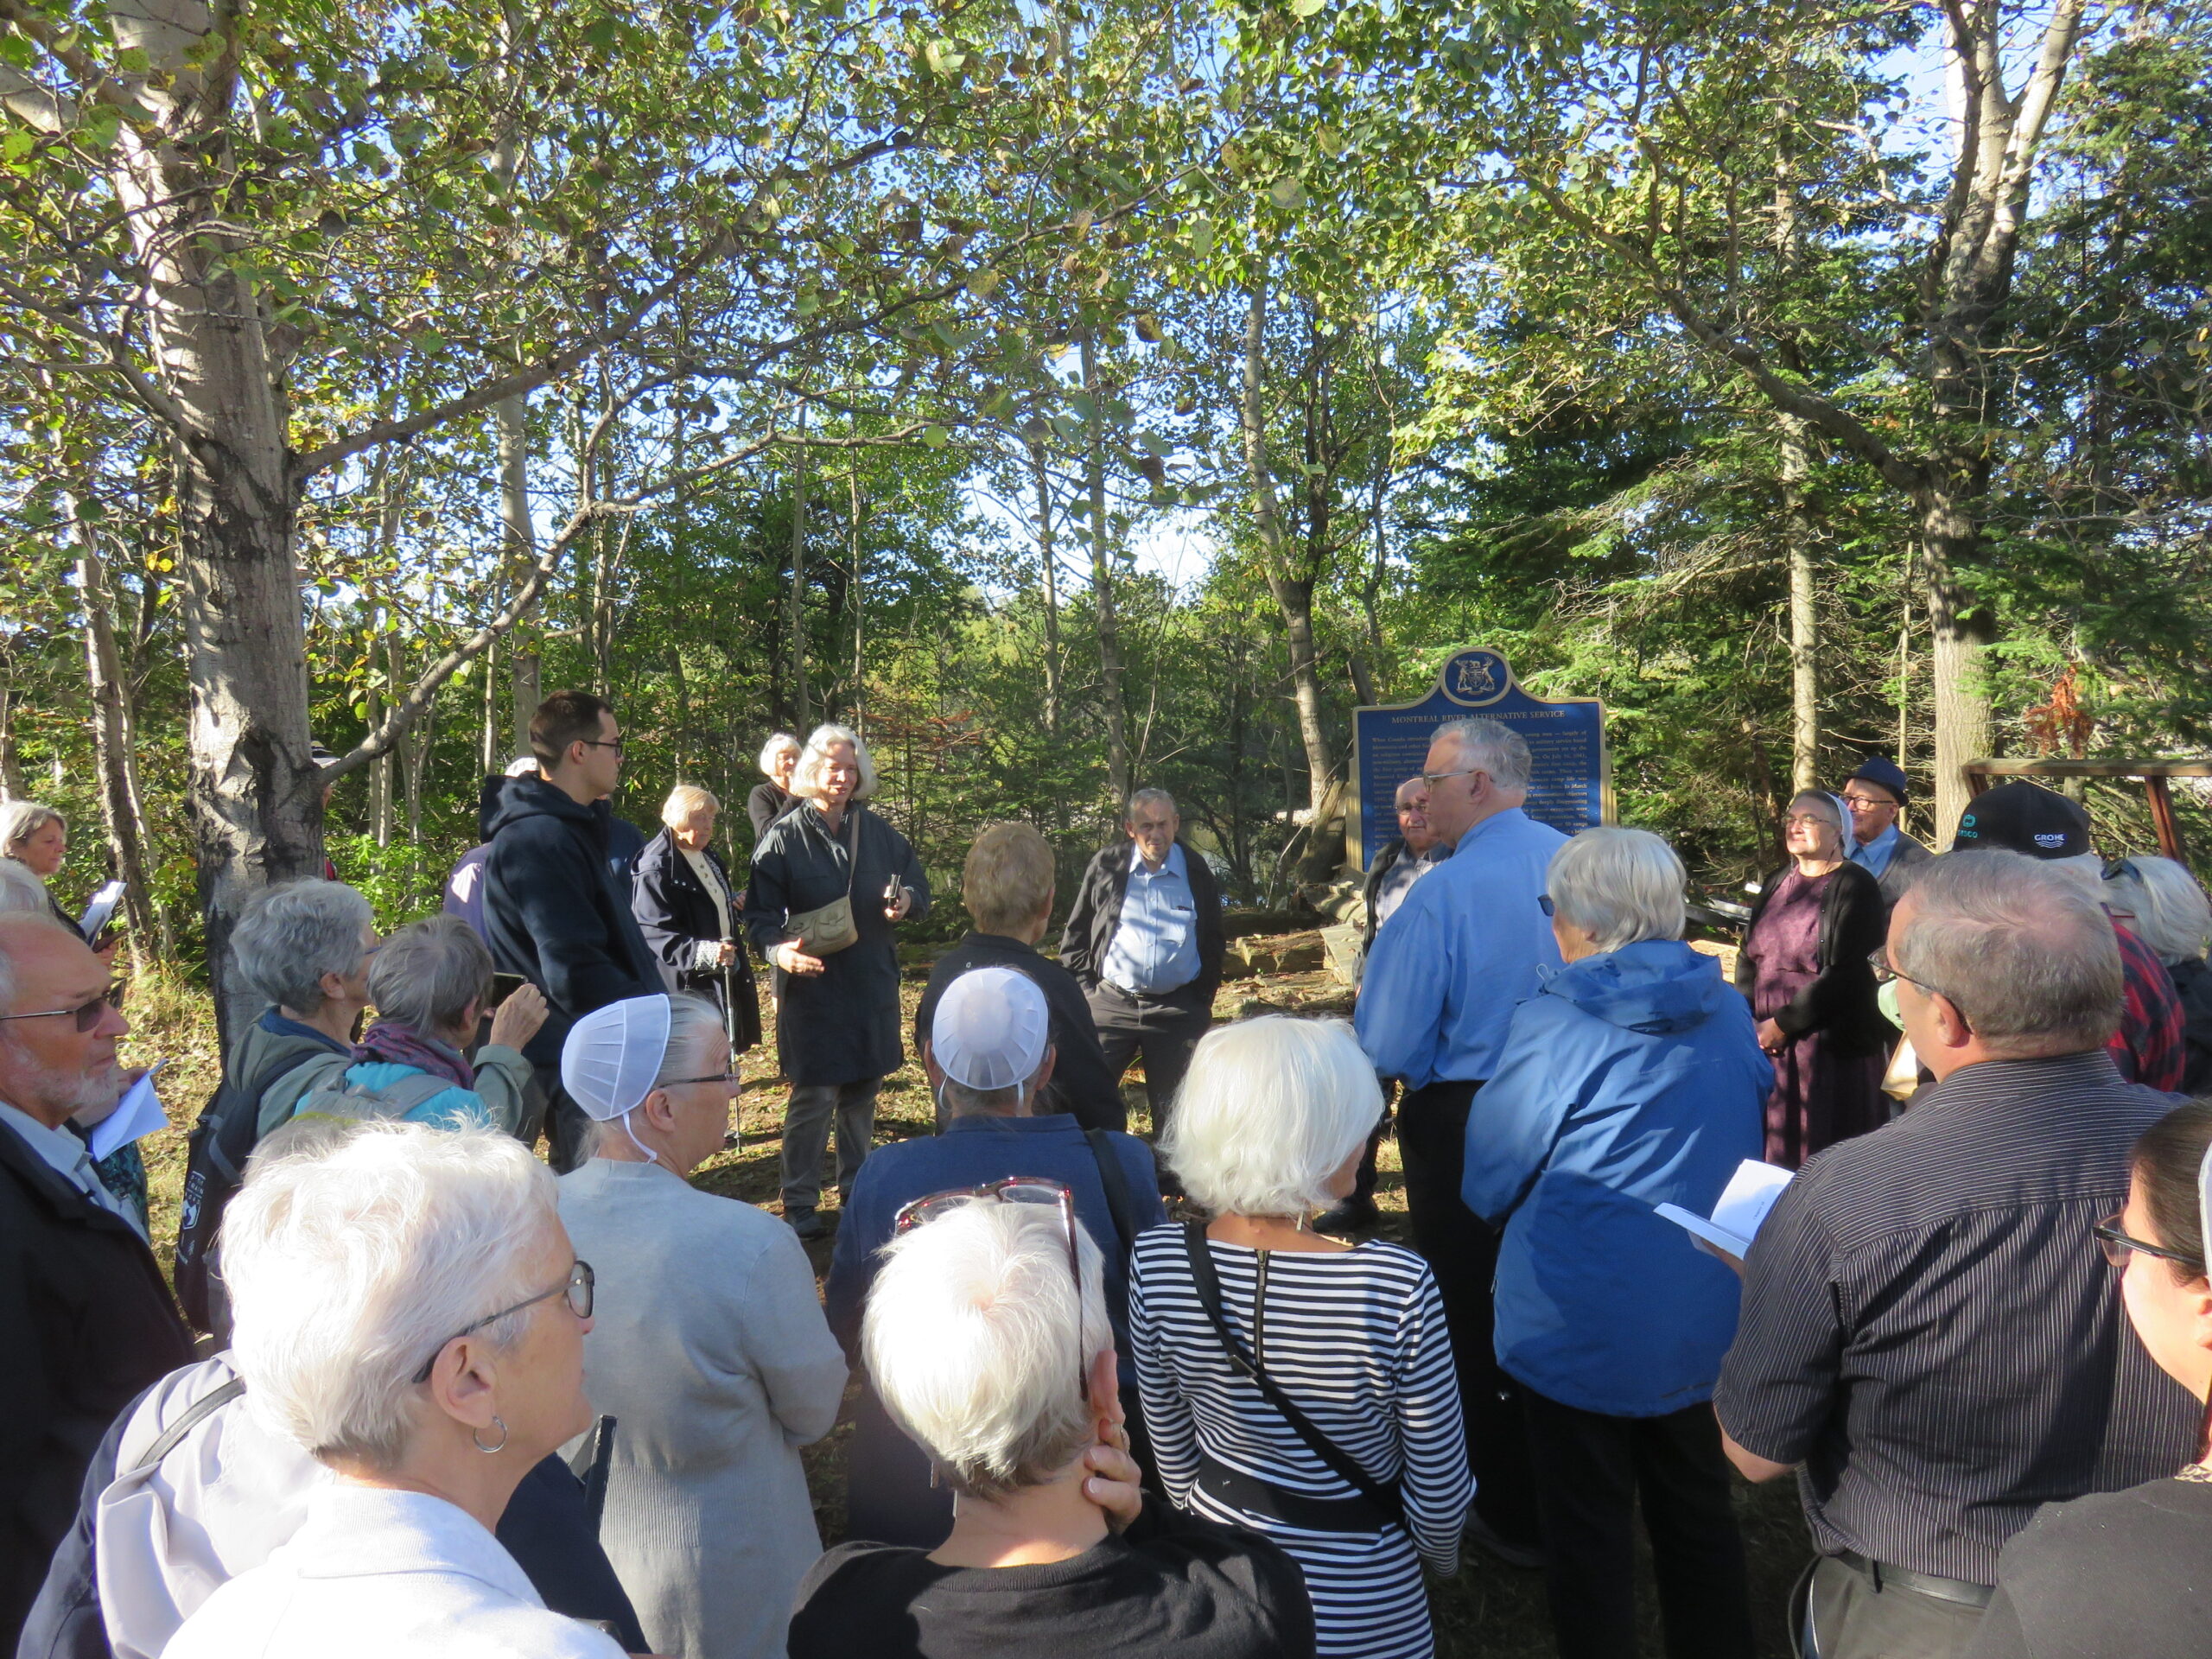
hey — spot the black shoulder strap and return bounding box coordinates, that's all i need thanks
[1084,1129,1143,1259]
[1179,1222,1405,1527]
[130,1376,246,1476]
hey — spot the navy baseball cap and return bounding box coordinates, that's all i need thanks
[1950,780,2092,860]
[1847,755,1910,804]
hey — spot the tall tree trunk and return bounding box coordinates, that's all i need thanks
[71,510,162,968]
[1919,487,1993,837]
[787,437,813,731]
[499,392,540,748]
[1780,414,1821,791]
[1897,589,1913,770]
[1028,435,1064,737]
[847,468,866,737]
[1078,334,1129,803]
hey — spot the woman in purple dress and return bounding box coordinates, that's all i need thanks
[1734,791,1891,1166]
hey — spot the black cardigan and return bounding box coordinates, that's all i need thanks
[632,828,762,1051]
[1734,859,1891,1058]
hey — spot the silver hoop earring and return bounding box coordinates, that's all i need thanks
[473,1416,509,1455]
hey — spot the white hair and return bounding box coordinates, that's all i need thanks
[0,858,49,917]
[1548,827,1687,953]
[223,1120,559,1471]
[790,722,879,802]
[862,1198,1109,1500]
[1161,1016,1383,1218]
[232,880,375,1014]
[1433,718,1533,791]
[0,798,64,856]
[661,784,719,828]
[1125,787,1177,822]
[758,732,801,777]
[2101,855,2212,968]
[0,912,90,1020]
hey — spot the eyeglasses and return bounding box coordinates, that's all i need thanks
[1840,791,1896,810]
[1866,945,1965,1010]
[1784,813,1839,830]
[660,1070,743,1088]
[1537,893,1555,916]
[894,1178,1085,1397]
[578,737,626,754]
[412,1259,595,1383]
[0,982,125,1033]
[1421,766,1487,790]
[2094,1216,2198,1272]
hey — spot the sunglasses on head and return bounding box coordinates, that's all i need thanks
[893,1179,1087,1397]
[0,982,125,1033]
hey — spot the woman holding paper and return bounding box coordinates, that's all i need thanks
[1736,790,1891,1166]
[1462,826,1772,1659]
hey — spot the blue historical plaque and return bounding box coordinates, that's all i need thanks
[1351,648,1610,866]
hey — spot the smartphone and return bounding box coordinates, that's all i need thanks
[492,972,528,1003]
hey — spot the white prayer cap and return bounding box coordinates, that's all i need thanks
[562,995,672,1122]
[931,967,1051,1092]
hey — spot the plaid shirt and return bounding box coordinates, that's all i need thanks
[2112,922,2186,1091]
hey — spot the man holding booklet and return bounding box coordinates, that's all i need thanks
[1714,850,2197,1659]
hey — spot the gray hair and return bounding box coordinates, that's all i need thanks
[758,732,801,776]
[580,993,727,1158]
[0,859,49,917]
[366,917,493,1040]
[2101,856,2212,968]
[1161,1016,1384,1218]
[0,799,63,857]
[863,1198,1109,1500]
[1125,787,1178,823]
[232,880,376,1014]
[1895,851,2122,1057]
[1434,718,1533,791]
[224,1120,559,1471]
[0,912,84,1016]
[1547,827,1687,953]
[790,722,879,802]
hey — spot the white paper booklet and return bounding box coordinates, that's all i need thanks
[1654,1158,1794,1261]
[90,1061,168,1160]
[78,879,126,943]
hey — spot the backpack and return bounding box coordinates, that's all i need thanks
[288,1068,463,1127]
[173,1048,340,1334]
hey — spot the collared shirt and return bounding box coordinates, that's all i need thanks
[0,1097,145,1238]
[1355,807,1567,1090]
[1714,1050,2196,1586]
[1103,843,1201,997]
[1847,822,1902,880]
[1370,843,1443,932]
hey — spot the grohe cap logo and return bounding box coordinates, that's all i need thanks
[2033,831,2068,849]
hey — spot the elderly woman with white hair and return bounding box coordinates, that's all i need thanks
[1736,788,1890,1165]
[791,1196,1315,1658]
[1462,826,1770,1659]
[744,721,930,1238]
[555,993,846,1659]
[2101,854,2212,1093]
[162,1121,621,1658]
[1129,1017,1470,1659]
[284,915,547,1133]
[632,783,762,1051]
[748,732,803,841]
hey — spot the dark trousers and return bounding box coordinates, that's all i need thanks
[1807,1554,1987,1659]
[1350,1082,1397,1204]
[1399,1078,1542,1548]
[1522,1391,1756,1659]
[780,1077,882,1214]
[531,1065,590,1175]
[1089,983,1211,1135]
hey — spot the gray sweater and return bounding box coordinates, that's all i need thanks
[556,1159,847,1659]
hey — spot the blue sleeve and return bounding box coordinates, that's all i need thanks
[1115,1136,1168,1228]
[1461,1005,1575,1224]
[1356,890,1448,1084]
[823,1172,880,1362]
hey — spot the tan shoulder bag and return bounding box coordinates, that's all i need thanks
[785,810,861,957]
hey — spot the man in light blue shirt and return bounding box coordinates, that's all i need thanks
[1060,789,1224,1148]
[1356,715,1565,1564]
[1840,754,1934,907]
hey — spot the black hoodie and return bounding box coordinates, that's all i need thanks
[482,777,658,1067]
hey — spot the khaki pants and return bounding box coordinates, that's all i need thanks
[1806,1554,1987,1659]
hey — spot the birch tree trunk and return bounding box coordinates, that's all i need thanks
[1780,414,1821,792]
[72,512,161,968]
[1028,435,1064,737]
[787,441,813,731]
[1078,334,1130,804]
[499,392,541,750]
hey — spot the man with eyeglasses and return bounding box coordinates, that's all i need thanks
[1840,755,1933,908]
[484,690,660,1173]
[1355,716,1566,1567]
[0,913,193,1650]
[1715,851,2196,1659]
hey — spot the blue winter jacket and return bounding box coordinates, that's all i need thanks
[1461,939,1771,1417]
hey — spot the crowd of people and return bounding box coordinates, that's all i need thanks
[7,696,2212,1659]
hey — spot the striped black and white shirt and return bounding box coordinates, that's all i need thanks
[1129,1224,1471,1659]
[1715,1050,2198,1586]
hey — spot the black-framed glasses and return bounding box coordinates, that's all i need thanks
[1537,893,1555,916]
[1866,945,1955,1006]
[2094,1216,2197,1271]
[0,982,125,1033]
[578,737,626,754]
[660,1070,743,1088]
[412,1259,594,1383]
[893,1179,1085,1396]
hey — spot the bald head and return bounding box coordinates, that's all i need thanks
[0,913,130,1127]
[1394,777,1437,856]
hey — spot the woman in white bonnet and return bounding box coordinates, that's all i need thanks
[554,993,847,1659]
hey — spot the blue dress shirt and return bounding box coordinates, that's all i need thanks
[1849,823,1900,880]
[1102,843,1202,996]
[1356,807,1567,1090]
